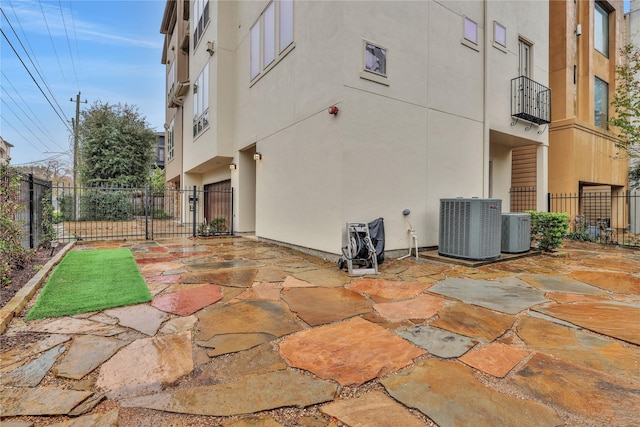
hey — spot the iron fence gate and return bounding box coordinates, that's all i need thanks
[17,174,52,249]
[51,184,233,242]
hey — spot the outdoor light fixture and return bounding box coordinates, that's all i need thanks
[229,163,237,170]
[253,153,262,160]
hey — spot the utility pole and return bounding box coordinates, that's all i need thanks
[70,92,87,219]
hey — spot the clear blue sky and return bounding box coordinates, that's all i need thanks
[1,0,165,167]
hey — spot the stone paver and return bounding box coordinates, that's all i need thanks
[96,331,193,399]
[198,332,277,356]
[430,302,515,342]
[428,277,548,314]
[56,335,127,380]
[533,301,640,345]
[150,284,223,316]
[373,294,446,322]
[320,390,428,426]
[29,317,126,336]
[397,325,476,358]
[222,416,284,427]
[458,342,530,377]
[282,287,372,326]
[1,345,64,386]
[291,268,350,288]
[346,279,432,300]
[0,334,70,370]
[158,315,198,335]
[510,353,640,425]
[519,274,609,295]
[0,387,93,416]
[381,358,562,427]
[234,282,282,301]
[103,304,170,336]
[196,342,286,382]
[279,317,425,385]
[120,369,338,416]
[569,270,640,294]
[579,255,639,273]
[195,300,303,341]
[180,267,258,287]
[517,315,640,381]
[47,409,118,427]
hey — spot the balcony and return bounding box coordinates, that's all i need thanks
[511,76,551,126]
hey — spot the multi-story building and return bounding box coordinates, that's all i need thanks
[626,0,639,234]
[0,136,13,163]
[547,0,628,226]
[160,0,550,256]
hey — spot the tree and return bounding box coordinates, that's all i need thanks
[609,44,640,188]
[78,101,156,187]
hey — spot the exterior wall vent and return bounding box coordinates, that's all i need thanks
[439,198,502,260]
[501,213,531,253]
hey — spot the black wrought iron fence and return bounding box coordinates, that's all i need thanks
[509,187,640,247]
[50,184,233,242]
[17,174,52,249]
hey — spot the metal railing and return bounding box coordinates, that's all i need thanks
[511,76,551,126]
[509,187,640,247]
[50,184,233,242]
[17,174,52,249]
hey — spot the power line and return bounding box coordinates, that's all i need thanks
[58,0,79,91]
[0,27,73,134]
[38,0,69,92]
[0,115,43,152]
[1,6,72,128]
[1,98,54,151]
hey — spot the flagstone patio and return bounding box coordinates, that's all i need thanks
[0,237,638,426]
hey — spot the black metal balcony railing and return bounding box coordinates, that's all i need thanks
[511,76,551,126]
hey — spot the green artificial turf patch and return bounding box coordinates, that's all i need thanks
[26,248,151,320]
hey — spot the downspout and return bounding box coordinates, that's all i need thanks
[483,0,490,197]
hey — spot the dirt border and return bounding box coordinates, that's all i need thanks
[0,241,76,334]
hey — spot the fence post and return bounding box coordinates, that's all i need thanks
[145,185,150,240]
[547,193,551,213]
[192,185,197,238]
[231,187,234,235]
[28,174,35,249]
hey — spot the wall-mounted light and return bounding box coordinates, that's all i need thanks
[253,153,262,160]
[206,41,215,56]
[229,163,237,170]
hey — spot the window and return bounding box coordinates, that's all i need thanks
[250,0,294,82]
[193,0,210,49]
[494,21,506,48]
[464,17,478,44]
[594,2,609,57]
[518,38,532,77]
[167,121,174,161]
[167,61,175,94]
[594,77,608,129]
[193,63,209,137]
[363,42,387,77]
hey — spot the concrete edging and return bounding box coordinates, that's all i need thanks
[0,241,76,334]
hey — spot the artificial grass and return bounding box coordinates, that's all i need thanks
[26,248,151,320]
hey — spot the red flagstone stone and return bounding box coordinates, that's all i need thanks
[517,315,640,382]
[569,270,640,294]
[148,246,169,252]
[195,300,303,341]
[222,416,284,427]
[180,267,258,287]
[544,292,606,303]
[510,353,640,425]
[459,342,530,377]
[140,262,184,275]
[135,255,183,266]
[281,276,313,288]
[196,342,287,382]
[382,358,562,427]
[291,268,350,288]
[430,302,515,342]
[347,279,432,300]
[29,318,126,337]
[151,285,223,316]
[254,266,288,283]
[534,301,640,345]
[233,282,282,301]
[320,390,427,427]
[373,294,446,322]
[282,287,372,326]
[360,311,415,330]
[198,332,276,356]
[49,409,119,426]
[279,317,425,386]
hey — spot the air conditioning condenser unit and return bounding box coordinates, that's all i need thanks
[439,198,502,261]
[501,213,531,253]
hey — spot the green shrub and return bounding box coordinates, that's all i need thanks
[79,190,134,221]
[209,217,228,234]
[40,189,57,248]
[566,215,595,242]
[57,193,73,221]
[526,211,570,251]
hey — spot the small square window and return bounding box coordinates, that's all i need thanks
[464,17,478,44]
[364,42,387,76]
[494,21,506,47]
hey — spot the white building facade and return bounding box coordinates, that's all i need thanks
[162,0,550,256]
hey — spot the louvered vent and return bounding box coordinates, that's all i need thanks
[439,198,501,260]
[501,213,531,253]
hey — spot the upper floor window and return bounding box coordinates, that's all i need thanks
[167,121,175,161]
[364,42,387,77]
[594,76,608,129]
[594,2,609,57]
[250,0,294,82]
[193,0,210,49]
[193,63,209,137]
[494,21,506,48]
[167,61,175,93]
[464,17,478,45]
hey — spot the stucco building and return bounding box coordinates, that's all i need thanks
[0,136,13,163]
[161,0,550,256]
